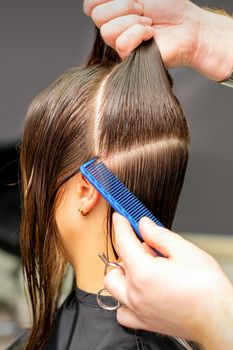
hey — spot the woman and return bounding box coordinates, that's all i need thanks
[10,30,200,349]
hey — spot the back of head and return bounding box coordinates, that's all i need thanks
[20,30,189,349]
[95,37,190,228]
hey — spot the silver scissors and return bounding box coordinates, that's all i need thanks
[96,252,125,311]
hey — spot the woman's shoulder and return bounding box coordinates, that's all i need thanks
[6,329,30,350]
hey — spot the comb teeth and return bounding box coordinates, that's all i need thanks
[80,158,163,240]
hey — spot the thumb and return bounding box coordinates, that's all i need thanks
[138,217,189,259]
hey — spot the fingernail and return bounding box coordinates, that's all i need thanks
[141,16,152,25]
[134,2,144,13]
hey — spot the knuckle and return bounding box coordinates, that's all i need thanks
[100,24,112,42]
[118,0,137,14]
[83,1,91,16]
[91,7,103,27]
[115,37,126,54]
[126,14,144,26]
[126,0,135,13]
[133,23,146,34]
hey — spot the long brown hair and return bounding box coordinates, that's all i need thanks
[20,30,190,349]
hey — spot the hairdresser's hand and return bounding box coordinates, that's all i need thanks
[84,0,233,81]
[104,213,233,350]
[84,0,197,65]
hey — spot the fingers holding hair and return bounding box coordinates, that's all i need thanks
[100,14,152,49]
[84,0,154,58]
[89,0,144,28]
[115,24,155,59]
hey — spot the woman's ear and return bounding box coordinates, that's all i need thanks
[76,173,101,215]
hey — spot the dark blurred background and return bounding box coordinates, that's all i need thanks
[0,0,232,347]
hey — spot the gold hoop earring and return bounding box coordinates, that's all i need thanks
[78,206,88,216]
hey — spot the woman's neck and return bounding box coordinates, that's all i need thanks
[72,223,118,294]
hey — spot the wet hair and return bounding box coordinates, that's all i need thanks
[20,30,190,349]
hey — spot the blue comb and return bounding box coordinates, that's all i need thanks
[80,158,164,242]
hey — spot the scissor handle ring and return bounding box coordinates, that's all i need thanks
[104,262,124,276]
[96,288,121,311]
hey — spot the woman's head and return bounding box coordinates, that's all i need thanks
[20,37,189,349]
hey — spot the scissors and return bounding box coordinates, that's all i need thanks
[96,252,125,311]
[96,253,195,350]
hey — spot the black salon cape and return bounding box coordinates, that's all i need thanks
[7,287,199,350]
[43,288,198,350]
